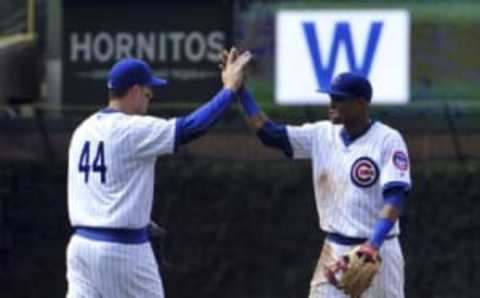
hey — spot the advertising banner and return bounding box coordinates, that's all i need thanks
[275,10,409,105]
[62,0,232,105]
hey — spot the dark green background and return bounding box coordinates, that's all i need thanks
[0,159,478,298]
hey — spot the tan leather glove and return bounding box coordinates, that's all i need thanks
[325,243,381,298]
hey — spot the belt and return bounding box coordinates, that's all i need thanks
[74,226,149,244]
[326,232,396,246]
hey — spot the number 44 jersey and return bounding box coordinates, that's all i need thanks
[67,108,176,229]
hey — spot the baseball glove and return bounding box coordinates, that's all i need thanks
[325,243,381,298]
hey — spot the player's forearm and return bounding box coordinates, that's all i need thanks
[368,187,405,248]
[239,88,293,158]
[238,88,268,129]
[175,88,235,147]
[256,121,293,158]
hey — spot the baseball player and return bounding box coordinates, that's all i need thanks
[66,49,251,298]
[236,70,411,297]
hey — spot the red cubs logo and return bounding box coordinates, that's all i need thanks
[351,157,379,188]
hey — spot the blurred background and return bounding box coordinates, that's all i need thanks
[0,0,479,297]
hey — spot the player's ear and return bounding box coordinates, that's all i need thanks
[357,98,368,109]
[129,84,141,97]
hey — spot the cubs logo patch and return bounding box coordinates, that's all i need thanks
[393,151,409,171]
[350,157,379,188]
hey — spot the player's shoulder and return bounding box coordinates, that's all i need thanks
[288,120,332,137]
[91,111,171,127]
[317,120,333,128]
[303,120,332,130]
[126,115,173,128]
[372,121,405,142]
[117,115,176,140]
[77,109,129,132]
[73,110,172,135]
[72,112,100,134]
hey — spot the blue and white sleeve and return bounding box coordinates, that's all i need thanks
[380,132,412,193]
[286,123,317,160]
[238,88,293,158]
[128,116,177,157]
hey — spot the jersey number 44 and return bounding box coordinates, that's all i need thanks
[78,141,107,184]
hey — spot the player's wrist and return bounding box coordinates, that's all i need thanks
[368,217,395,249]
[360,242,379,256]
[220,86,239,101]
[247,113,268,130]
[239,88,261,116]
[222,85,236,93]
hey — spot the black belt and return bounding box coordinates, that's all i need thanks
[326,232,397,245]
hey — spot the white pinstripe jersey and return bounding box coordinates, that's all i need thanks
[287,120,411,238]
[68,109,176,229]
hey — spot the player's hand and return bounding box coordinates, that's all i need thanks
[218,47,242,70]
[221,47,251,92]
[218,49,230,71]
[325,242,381,298]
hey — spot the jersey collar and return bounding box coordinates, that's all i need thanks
[340,119,376,147]
[99,107,121,114]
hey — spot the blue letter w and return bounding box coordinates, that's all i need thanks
[302,21,383,90]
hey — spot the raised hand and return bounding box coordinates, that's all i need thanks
[221,47,251,92]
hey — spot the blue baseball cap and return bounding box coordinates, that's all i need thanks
[318,72,372,102]
[107,58,167,91]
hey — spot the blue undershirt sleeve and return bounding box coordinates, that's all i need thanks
[383,184,408,211]
[369,186,406,248]
[174,88,235,150]
[238,88,293,158]
[257,120,293,158]
[239,88,260,116]
[369,218,395,249]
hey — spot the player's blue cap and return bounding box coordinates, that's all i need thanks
[107,58,167,91]
[318,72,372,102]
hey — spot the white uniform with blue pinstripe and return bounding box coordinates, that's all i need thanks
[67,108,176,298]
[287,120,411,298]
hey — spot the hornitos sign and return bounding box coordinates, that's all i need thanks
[62,0,232,105]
